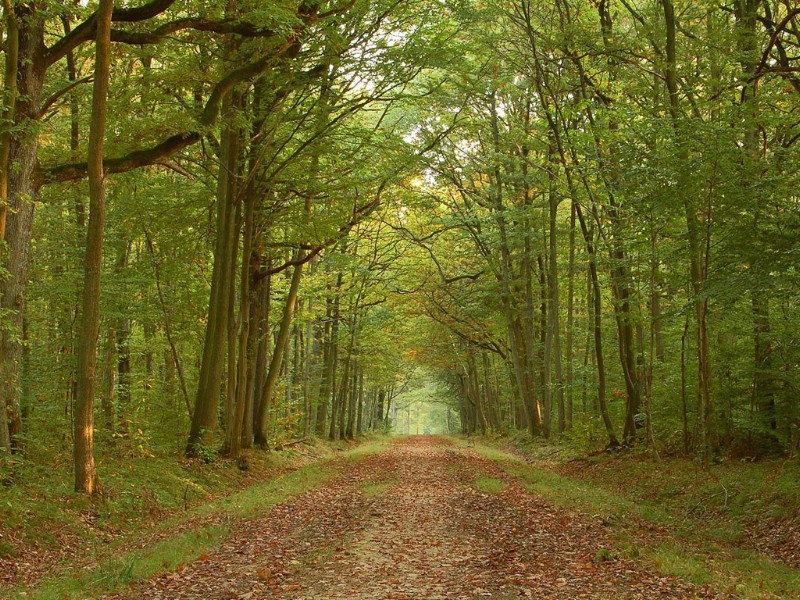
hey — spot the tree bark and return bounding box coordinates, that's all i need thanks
[73,0,113,495]
[186,88,240,457]
[0,4,44,458]
[663,0,713,461]
[223,161,255,458]
[254,255,305,448]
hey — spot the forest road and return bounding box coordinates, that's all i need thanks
[117,436,709,600]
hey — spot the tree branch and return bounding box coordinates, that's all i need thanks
[257,182,386,278]
[42,132,200,183]
[45,0,178,68]
[107,18,282,47]
[37,76,92,119]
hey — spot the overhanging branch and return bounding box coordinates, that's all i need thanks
[42,132,201,183]
[45,0,178,67]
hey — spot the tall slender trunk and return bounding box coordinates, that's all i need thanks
[545,141,565,435]
[489,91,538,436]
[73,0,113,494]
[663,0,712,461]
[115,244,131,431]
[223,198,241,435]
[565,201,576,428]
[575,204,619,448]
[146,232,192,417]
[250,259,271,444]
[254,255,305,448]
[223,165,255,458]
[356,368,364,436]
[315,292,333,436]
[328,273,343,440]
[101,327,116,432]
[734,0,775,434]
[0,0,18,241]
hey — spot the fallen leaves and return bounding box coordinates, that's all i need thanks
[107,437,714,599]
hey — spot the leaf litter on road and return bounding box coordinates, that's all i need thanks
[110,437,718,599]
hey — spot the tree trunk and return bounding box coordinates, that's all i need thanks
[328,274,343,440]
[315,292,333,436]
[575,204,619,448]
[223,163,255,458]
[356,369,365,436]
[565,201,576,428]
[249,259,271,447]
[115,244,131,431]
[0,5,44,458]
[663,0,712,461]
[254,255,305,448]
[73,0,113,494]
[101,327,116,432]
[186,89,241,457]
[545,141,565,435]
[0,0,19,240]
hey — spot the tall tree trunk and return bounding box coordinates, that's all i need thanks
[489,91,538,436]
[356,368,364,436]
[250,259,271,446]
[346,360,358,439]
[0,4,44,458]
[115,244,131,432]
[575,204,619,448]
[254,255,305,448]
[565,201,576,428]
[734,0,775,434]
[0,0,18,241]
[663,0,713,461]
[222,197,241,436]
[315,292,333,436]
[545,141,565,435]
[145,231,192,417]
[73,0,113,494]
[186,89,241,457]
[143,322,155,391]
[241,245,262,449]
[328,274,343,440]
[223,165,255,458]
[101,327,116,432]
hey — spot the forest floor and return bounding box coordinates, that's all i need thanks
[107,436,706,599]
[2,437,387,599]
[476,435,800,599]
[7,436,799,599]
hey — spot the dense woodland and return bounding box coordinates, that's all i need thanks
[0,0,799,495]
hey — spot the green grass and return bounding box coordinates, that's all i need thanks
[469,441,800,599]
[473,476,507,494]
[362,481,394,498]
[5,437,391,600]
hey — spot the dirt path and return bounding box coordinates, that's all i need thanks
[113,437,708,599]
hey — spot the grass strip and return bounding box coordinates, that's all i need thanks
[468,442,800,600]
[11,439,389,600]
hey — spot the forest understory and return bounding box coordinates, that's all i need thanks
[3,435,800,600]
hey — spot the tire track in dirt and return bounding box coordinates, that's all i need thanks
[112,437,714,599]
